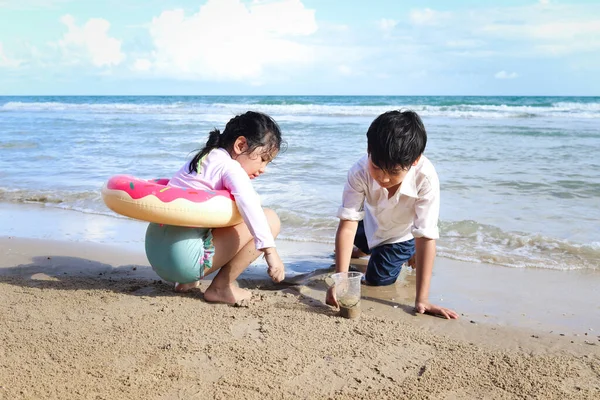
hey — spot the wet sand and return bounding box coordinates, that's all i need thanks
[1,202,599,337]
[1,235,599,399]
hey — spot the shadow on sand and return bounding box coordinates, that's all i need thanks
[0,255,338,313]
[0,255,421,318]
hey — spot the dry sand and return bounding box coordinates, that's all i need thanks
[0,236,599,399]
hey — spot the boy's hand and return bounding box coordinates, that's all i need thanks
[415,301,459,319]
[325,287,338,308]
[264,249,285,283]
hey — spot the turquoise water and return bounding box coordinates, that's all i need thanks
[1,95,599,271]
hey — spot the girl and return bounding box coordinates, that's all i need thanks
[145,111,285,305]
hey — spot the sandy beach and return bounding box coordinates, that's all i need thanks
[1,232,599,399]
[2,9,600,398]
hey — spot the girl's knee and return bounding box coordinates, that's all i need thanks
[264,208,281,236]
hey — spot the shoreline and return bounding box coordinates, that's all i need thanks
[1,201,600,336]
[2,234,600,337]
[0,236,598,399]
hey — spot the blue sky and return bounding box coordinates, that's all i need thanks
[1,0,599,95]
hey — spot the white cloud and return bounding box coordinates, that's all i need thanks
[138,0,318,81]
[533,21,600,41]
[445,39,484,49]
[378,18,397,34]
[57,14,125,67]
[409,8,449,26]
[338,65,353,76]
[476,5,600,56]
[0,42,22,68]
[132,59,152,72]
[494,70,518,79]
[535,39,600,56]
[483,20,600,42]
[0,0,72,9]
[539,0,550,4]
[326,23,350,33]
[407,4,600,58]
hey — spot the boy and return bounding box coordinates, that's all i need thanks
[326,110,458,319]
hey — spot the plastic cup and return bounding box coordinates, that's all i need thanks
[331,271,363,319]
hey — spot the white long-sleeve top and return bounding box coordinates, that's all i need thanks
[337,154,440,249]
[168,148,275,250]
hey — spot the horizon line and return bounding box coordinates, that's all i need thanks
[1,94,599,97]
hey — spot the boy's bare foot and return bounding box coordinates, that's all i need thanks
[204,284,252,305]
[332,246,369,259]
[174,281,200,292]
[351,246,369,259]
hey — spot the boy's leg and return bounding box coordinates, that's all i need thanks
[352,220,371,258]
[364,239,415,286]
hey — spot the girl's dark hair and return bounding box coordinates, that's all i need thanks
[188,111,284,174]
[367,110,427,172]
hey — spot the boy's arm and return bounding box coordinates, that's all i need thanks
[335,219,359,274]
[326,219,359,308]
[414,237,459,319]
[330,158,366,307]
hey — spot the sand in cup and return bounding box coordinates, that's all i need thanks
[331,271,363,319]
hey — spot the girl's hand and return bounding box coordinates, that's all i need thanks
[263,248,285,283]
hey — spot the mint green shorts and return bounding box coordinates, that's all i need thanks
[145,223,215,284]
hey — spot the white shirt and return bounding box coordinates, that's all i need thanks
[169,148,275,250]
[337,154,440,249]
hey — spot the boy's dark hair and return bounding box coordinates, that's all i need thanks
[366,110,427,172]
[189,111,284,174]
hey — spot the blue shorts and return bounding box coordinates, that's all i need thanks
[354,220,415,286]
[145,223,215,284]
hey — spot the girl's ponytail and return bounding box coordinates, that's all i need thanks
[204,129,221,151]
[186,111,284,175]
[188,129,221,174]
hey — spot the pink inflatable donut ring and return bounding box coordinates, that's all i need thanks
[101,175,243,228]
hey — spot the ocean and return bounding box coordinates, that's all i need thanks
[1,95,599,272]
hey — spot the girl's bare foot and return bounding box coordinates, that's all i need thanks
[204,284,252,305]
[174,281,200,293]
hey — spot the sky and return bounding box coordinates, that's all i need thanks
[0,0,599,96]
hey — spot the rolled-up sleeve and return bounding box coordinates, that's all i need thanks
[411,175,440,239]
[336,165,366,221]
